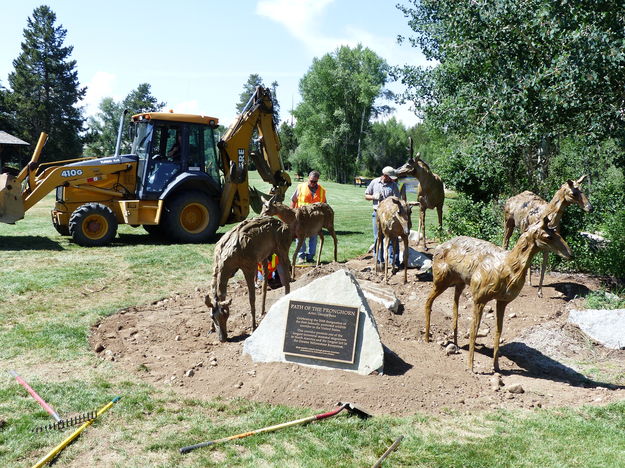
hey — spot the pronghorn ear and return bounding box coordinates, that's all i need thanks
[261,195,268,204]
[205,296,213,308]
[577,174,588,184]
[219,298,232,307]
[541,215,550,229]
[567,179,574,188]
[400,183,407,202]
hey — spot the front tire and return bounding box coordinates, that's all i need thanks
[68,203,118,247]
[162,191,220,243]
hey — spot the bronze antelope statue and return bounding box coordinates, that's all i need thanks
[260,195,338,279]
[502,176,592,297]
[205,216,292,342]
[424,216,572,372]
[374,195,415,284]
[394,138,444,250]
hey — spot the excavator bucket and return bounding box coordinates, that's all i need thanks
[0,173,25,224]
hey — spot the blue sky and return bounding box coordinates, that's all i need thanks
[0,1,428,128]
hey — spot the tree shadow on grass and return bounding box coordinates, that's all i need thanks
[113,232,225,247]
[335,230,365,236]
[0,235,63,251]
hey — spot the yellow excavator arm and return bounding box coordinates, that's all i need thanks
[0,132,134,224]
[217,86,291,224]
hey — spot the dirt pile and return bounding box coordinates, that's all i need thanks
[90,253,625,416]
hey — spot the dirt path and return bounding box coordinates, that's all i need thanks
[90,251,625,416]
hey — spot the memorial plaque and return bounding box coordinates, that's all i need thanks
[283,300,360,363]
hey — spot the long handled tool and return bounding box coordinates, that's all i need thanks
[180,401,370,454]
[372,435,404,468]
[31,396,121,468]
[9,371,61,422]
[9,370,96,432]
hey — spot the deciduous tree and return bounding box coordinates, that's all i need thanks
[396,0,625,198]
[295,45,390,182]
[84,83,164,156]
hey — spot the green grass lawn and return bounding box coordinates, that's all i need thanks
[1,172,623,467]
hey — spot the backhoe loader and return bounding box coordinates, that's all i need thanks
[0,86,291,246]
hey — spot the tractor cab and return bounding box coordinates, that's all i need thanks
[130,113,221,200]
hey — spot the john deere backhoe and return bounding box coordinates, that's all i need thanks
[0,86,291,246]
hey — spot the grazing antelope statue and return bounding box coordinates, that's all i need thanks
[502,176,592,297]
[205,216,292,342]
[424,216,573,372]
[260,195,338,279]
[394,138,444,250]
[375,195,415,283]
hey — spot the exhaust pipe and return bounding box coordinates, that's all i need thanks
[114,109,129,157]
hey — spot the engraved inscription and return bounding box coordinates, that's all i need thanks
[283,300,360,363]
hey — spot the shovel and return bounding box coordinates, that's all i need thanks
[180,402,370,454]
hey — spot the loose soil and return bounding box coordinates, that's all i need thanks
[91,246,625,417]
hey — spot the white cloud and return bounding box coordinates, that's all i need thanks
[82,71,117,117]
[256,0,339,56]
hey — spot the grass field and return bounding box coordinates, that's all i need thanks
[1,172,624,467]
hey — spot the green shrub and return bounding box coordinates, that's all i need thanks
[444,194,503,244]
[586,289,625,310]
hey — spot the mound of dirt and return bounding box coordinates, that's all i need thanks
[90,252,625,416]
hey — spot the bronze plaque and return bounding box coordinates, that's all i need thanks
[283,300,360,364]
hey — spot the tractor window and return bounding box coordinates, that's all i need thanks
[144,124,182,194]
[188,125,204,170]
[131,122,153,160]
[203,127,220,183]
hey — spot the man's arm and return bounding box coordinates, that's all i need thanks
[290,188,299,208]
[364,179,379,201]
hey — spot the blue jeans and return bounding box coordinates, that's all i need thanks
[296,236,317,262]
[372,211,399,267]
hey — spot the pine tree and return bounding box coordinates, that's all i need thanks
[235,74,280,124]
[8,5,85,161]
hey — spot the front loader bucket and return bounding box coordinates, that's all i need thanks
[0,173,25,224]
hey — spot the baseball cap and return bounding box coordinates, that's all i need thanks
[382,166,398,180]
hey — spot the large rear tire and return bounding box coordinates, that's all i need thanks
[162,191,220,243]
[68,203,118,247]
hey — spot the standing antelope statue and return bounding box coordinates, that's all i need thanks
[205,216,292,342]
[502,176,592,297]
[375,195,415,284]
[424,216,572,372]
[260,196,338,279]
[394,138,445,250]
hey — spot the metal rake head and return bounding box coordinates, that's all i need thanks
[33,411,97,432]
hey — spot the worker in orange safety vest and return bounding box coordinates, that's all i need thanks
[256,254,279,286]
[290,170,327,263]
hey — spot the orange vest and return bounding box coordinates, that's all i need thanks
[296,183,326,206]
[257,254,279,275]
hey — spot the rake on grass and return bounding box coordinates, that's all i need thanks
[31,396,121,468]
[180,401,371,454]
[9,370,97,432]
